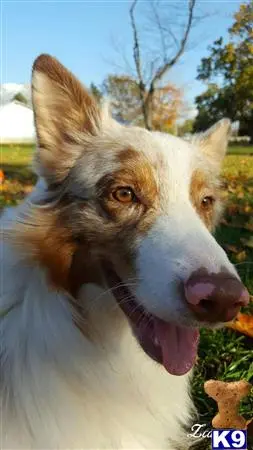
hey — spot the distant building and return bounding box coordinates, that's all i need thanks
[0,101,35,143]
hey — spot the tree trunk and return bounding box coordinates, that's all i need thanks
[141,86,153,131]
[142,100,152,130]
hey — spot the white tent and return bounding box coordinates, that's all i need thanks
[0,101,35,143]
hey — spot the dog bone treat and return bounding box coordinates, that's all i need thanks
[204,379,252,429]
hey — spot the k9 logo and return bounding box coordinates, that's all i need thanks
[212,430,247,449]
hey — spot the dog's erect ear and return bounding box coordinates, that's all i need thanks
[32,54,101,183]
[194,119,231,168]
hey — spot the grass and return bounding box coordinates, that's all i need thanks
[1,144,35,180]
[228,145,253,155]
[0,144,36,208]
[1,144,253,448]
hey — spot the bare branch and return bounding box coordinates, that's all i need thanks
[150,1,167,64]
[109,0,203,131]
[129,0,150,129]
[103,34,135,77]
[129,0,144,88]
[165,26,179,51]
[145,57,160,86]
[150,0,197,88]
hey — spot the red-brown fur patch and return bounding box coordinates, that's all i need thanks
[190,169,219,230]
[11,209,77,292]
[32,54,101,182]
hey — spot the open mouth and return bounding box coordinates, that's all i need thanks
[104,266,199,376]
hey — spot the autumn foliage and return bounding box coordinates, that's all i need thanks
[151,84,183,131]
[103,75,183,132]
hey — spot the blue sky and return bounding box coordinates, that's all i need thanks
[1,1,241,109]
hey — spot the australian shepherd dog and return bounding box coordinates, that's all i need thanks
[0,55,249,449]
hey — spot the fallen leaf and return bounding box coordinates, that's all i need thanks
[0,170,4,184]
[226,313,253,338]
[245,217,253,231]
[225,245,240,254]
[244,206,252,214]
[235,250,247,262]
[240,237,253,249]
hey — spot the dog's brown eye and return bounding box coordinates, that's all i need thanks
[112,187,135,203]
[201,196,214,209]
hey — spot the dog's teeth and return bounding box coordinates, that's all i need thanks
[154,337,159,346]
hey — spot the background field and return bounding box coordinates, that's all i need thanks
[1,144,253,446]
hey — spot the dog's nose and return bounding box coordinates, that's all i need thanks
[184,274,249,323]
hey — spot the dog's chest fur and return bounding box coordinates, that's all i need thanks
[1,231,193,450]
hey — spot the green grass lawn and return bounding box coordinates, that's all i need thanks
[228,145,253,155]
[1,144,253,448]
[1,144,36,183]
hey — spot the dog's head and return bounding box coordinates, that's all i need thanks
[23,54,249,375]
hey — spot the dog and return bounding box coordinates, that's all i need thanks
[0,54,249,450]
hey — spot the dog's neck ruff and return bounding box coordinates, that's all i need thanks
[1,209,194,449]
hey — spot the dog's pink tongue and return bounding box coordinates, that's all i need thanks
[154,319,199,376]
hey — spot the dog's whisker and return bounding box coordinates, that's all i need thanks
[234,262,253,267]
[89,281,139,304]
[74,284,139,318]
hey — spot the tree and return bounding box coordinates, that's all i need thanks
[103,75,183,131]
[115,0,198,130]
[194,84,238,131]
[194,1,253,141]
[103,75,141,124]
[177,119,194,137]
[13,92,28,105]
[89,83,103,103]
[151,84,183,132]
